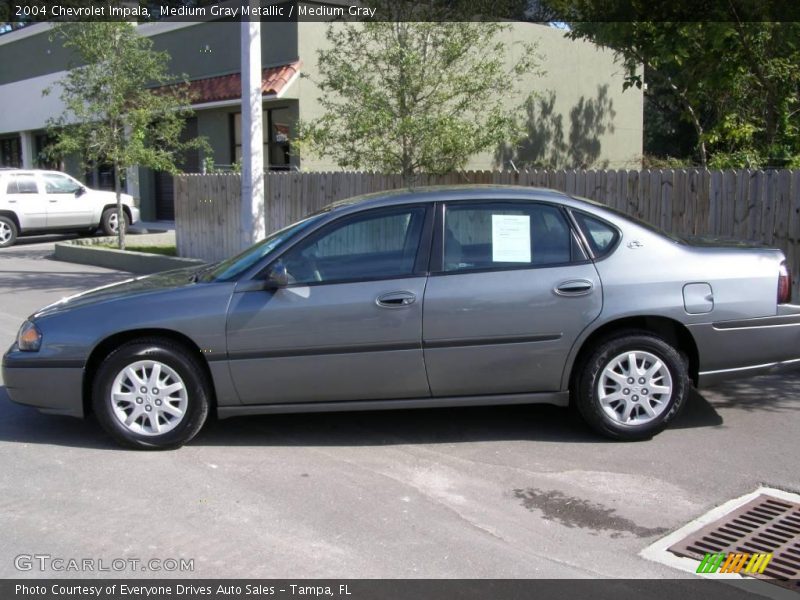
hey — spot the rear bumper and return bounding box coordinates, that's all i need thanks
[690,308,800,386]
[2,350,84,417]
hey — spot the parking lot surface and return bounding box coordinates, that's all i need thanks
[0,238,798,581]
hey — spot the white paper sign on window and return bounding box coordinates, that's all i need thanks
[491,214,531,262]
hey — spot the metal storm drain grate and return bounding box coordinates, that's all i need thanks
[667,494,800,591]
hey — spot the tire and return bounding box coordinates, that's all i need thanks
[100,207,130,236]
[575,331,689,441]
[0,216,18,248]
[92,338,210,450]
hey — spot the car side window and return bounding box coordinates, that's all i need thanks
[279,207,426,285]
[42,173,81,194]
[6,175,39,194]
[442,202,575,272]
[572,212,619,258]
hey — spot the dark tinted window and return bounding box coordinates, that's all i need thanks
[442,203,574,272]
[573,212,619,257]
[280,207,426,284]
[6,175,39,194]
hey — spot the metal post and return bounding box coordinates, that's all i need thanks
[240,0,265,247]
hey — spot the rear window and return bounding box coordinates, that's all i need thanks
[6,175,38,194]
[572,212,620,258]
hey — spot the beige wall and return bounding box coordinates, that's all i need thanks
[295,21,643,172]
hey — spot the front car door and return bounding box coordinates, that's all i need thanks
[226,204,433,405]
[40,172,93,228]
[422,200,603,396]
[3,172,47,230]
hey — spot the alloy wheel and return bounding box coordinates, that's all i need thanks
[109,360,188,436]
[597,350,673,425]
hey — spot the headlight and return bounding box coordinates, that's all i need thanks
[17,320,42,352]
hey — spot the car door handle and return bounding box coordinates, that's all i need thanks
[554,279,594,296]
[376,291,416,308]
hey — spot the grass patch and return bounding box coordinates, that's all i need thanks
[97,244,177,256]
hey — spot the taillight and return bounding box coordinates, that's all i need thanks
[778,261,791,304]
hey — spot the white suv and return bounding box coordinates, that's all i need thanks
[0,169,141,248]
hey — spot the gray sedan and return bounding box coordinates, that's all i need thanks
[4,186,800,449]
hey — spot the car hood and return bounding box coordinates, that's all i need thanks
[93,190,134,205]
[33,267,202,319]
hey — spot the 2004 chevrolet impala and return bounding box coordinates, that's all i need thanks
[4,186,800,449]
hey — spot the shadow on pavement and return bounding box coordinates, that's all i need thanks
[703,372,800,413]
[0,384,728,450]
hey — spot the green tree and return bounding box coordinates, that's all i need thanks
[296,15,542,185]
[537,5,800,167]
[44,22,205,249]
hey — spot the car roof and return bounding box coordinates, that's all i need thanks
[317,184,605,217]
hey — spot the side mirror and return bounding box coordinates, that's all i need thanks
[265,261,289,289]
[74,186,86,197]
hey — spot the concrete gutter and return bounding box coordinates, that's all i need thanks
[53,234,206,274]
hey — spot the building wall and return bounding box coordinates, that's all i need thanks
[296,21,643,172]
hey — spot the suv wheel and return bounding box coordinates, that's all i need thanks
[0,216,18,248]
[92,339,210,450]
[575,332,688,440]
[101,208,130,236]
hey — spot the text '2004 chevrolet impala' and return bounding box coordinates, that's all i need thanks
[4,186,799,449]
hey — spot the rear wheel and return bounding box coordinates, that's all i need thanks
[101,208,130,236]
[575,332,688,440]
[92,339,210,450]
[0,216,18,248]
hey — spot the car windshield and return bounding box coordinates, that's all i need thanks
[200,216,321,282]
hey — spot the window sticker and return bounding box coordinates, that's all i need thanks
[491,214,531,262]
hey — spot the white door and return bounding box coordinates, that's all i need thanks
[40,172,94,228]
[4,173,47,230]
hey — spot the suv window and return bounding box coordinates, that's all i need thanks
[572,211,619,257]
[42,173,81,194]
[442,203,574,272]
[6,175,39,194]
[280,207,426,285]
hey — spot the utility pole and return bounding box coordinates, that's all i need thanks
[240,0,265,247]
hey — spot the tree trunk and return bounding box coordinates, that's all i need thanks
[114,159,126,250]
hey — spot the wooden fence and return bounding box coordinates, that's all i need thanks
[175,169,800,294]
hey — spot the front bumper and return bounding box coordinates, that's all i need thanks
[129,205,141,225]
[690,306,800,386]
[2,349,85,417]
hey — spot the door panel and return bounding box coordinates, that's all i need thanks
[423,265,601,395]
[226,278,430,404]
[4,174,46,229]
[41,173,93,227]
[422,200,602,396]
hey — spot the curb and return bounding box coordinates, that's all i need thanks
[54,241,206,274]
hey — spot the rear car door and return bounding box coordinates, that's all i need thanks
[4,173,47,229]
[226,204,433,404]
[422,200,602,396]
[41,172,93,227]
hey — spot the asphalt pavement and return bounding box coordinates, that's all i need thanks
[0,236,798,582]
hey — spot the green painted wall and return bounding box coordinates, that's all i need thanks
[296,22,643,171]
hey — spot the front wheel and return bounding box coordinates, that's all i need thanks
[575,332,689,440]
[92,339,210,449]
[101,207,130,236]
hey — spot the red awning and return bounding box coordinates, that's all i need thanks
[179,61,301,105]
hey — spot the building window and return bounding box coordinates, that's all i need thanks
[34,133,60,169]
[231,107,292,170]
[0,136,22,168]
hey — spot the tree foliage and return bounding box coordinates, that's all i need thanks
[44,22,205,248]
[539,3,800,167]
[296,12,542,184]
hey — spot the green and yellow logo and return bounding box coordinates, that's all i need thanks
[696,552,772,574]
